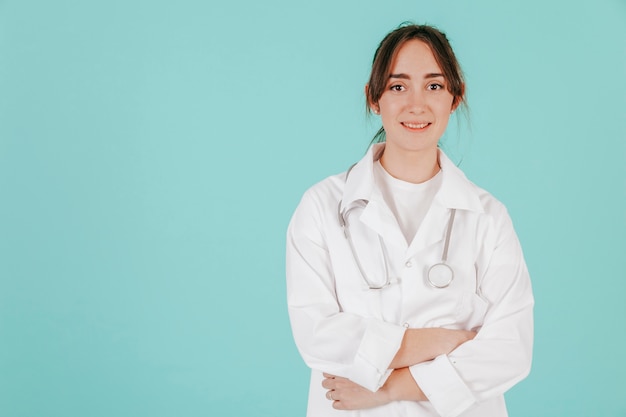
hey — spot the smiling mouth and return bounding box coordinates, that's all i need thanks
[402,122,430,129]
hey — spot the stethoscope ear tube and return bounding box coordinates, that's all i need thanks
[339,200,393,289]
[441,208,456,263]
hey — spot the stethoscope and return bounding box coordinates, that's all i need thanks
[338,200,457,289]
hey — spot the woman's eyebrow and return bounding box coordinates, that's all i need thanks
[389,72,445,79]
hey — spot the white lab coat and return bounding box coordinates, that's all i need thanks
[286,143,533,417]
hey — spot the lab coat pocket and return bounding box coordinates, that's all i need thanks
[455,291,489,331]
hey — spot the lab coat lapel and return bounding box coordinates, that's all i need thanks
[406,150,484,257]
[359,197,408,251]
[406,202,448,257]
[341,143,408,250]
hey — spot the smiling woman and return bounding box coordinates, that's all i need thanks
[374,40,458,183]
[366,24,465,145]
[286,23,534,417]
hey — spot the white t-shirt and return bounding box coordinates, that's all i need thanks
[373,160,443,245]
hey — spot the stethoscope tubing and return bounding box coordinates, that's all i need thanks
[339,199,456,290]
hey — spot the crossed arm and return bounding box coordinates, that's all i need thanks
[321,327,476,410]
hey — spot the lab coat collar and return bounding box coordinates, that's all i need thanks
[340,143,484,214]
[339,143,384,212]
[435,150,484,213]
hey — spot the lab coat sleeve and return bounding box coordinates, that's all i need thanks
[286,189,406,392]
[409,205,534,417]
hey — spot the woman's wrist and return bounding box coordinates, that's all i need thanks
[382,368,427,402]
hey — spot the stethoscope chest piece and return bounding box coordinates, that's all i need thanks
[428,262,454,288]
[427,208,457,289]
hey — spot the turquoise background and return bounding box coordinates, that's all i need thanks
[1,0,624,416]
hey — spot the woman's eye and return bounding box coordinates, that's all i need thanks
[428,83,444,91]
[390,84,405,92]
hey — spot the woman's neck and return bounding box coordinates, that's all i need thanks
[379,146,440,184]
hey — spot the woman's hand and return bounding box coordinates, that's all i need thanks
[322,373,390,410]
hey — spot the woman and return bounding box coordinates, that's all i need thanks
[286,23,533,417]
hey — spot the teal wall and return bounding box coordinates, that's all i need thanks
[1,1,624,416]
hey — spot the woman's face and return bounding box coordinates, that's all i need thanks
[373,40,456,156]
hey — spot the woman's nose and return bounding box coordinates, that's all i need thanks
[407,89,426,112]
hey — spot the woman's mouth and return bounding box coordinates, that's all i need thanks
[402,122,430,130]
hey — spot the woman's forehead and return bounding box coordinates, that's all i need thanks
[389,40,442,75]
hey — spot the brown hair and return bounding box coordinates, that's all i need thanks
[366,23,466,142]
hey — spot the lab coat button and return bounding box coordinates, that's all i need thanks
[405,261,412,268]
[402,322,409,328]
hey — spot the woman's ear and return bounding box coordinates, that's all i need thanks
[365,84,380,114]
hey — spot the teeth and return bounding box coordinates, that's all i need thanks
[404,122,429,129]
